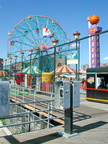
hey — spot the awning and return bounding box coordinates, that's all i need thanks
[52,65,76,74]
[21,66,41,74]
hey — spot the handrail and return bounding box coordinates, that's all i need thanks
[0,116,64,128]
[10,99,54,105]
[0,85,63,133]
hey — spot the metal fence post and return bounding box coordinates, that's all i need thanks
[64,82,73,134]
[47,102,50,128]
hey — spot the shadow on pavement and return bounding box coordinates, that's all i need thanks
[5,132,62,144]
[73,121,107,133]
[3,121,107,143]
[73,111,91,122]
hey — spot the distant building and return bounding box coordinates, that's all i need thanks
[81,63,107,71]
[81,64,89,71]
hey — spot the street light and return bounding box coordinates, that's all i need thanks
[39,49,43,91]
[29,49,33,87]
[2,60,4,71]
[14,55,18,73]
[52,39,58,87]
[4,59,7,79]
[9,56,12,77]
[4,59,7,70]
[73,31,80,80]
[20,52,24,72]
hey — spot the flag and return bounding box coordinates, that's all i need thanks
[43,27,51,38]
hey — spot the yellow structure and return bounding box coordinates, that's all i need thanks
[42,72,53,82]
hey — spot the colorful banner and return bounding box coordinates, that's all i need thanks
[67,50,78,64]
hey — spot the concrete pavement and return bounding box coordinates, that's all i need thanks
[0,91,108,144]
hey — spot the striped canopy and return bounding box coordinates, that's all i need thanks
[21,66,41,74]
[53,65,76,74]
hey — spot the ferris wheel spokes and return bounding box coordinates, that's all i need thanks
[10,38,37,47]
[15,26,38,45]
[24,19,41,45]
[36,16,43,43]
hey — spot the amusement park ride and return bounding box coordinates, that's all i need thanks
[8,14,101,73]
[8,15,70,73]
[7,15,71,86]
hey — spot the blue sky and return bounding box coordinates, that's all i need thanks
[0,0,108,66]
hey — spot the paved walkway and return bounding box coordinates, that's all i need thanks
[0,91,108,144]
[0,121,12,137]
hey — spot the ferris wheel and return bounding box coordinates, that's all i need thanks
[8,15,70,72]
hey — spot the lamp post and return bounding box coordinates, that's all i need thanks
[73,31,80,80]
[14,55,18,73]
[2,60,4,71]
[9,56,12,77]
[39,49,43,91]
[52,39,58,91]
[4,59,7,78]
[20,52,24,73]
[29,49,33,87]
[4,59,7,70]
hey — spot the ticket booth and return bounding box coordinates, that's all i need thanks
[86,67,108,103]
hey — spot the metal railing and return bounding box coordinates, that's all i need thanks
[0,85,64,135]
[10,85,55,108]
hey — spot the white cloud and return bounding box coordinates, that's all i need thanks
[104,57,108,60]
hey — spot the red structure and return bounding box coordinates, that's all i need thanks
[42,81,53,92]
[15,73,25,85]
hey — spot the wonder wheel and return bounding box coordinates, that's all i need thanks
[8,15,70,72]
